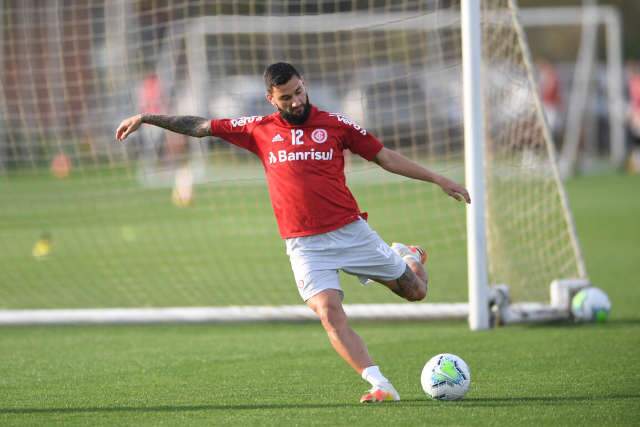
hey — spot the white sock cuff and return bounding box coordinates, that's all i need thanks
[361,365,378,381]
[392,243,421,264]
[361,365,390,387]
[403,254,420,264]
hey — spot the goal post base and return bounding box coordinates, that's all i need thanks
[0,304,469,326]
[489,279,592,326]
[550,278,592,309]
[500,303,570,325]
[0,281,589,326]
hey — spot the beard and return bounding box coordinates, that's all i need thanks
[279,96,312,125]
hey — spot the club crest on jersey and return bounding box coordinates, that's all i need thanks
[311,128,328,144]
[271,133,284,143]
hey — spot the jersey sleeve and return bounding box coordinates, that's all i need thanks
[210,116,262,154]
[341,120,384,161]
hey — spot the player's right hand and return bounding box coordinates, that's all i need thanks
[438,177,471,204]
[115,114,143,141]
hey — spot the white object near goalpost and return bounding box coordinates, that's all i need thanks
[0,0,591,328]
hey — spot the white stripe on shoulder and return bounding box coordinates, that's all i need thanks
[229,115,263,127]
[327,112,367,136]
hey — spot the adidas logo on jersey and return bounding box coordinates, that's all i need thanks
[271,133,284,143]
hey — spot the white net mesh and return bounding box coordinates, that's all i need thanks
[0,0,582,311]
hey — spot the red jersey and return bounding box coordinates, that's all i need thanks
[210,106,383,238]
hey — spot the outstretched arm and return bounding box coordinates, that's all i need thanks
[115,114,211,141]
[374,147,471,203]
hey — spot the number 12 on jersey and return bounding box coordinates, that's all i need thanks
[291,129,304,145]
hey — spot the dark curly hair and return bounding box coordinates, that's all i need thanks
[263,62,301,92]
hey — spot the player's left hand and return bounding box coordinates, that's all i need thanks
[115,114,143,141]
[438,178,471,204]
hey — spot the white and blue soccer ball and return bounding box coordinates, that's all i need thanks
[421,353,471,400]
[571,287,611,323]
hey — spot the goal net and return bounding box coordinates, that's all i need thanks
[0,0,586,325]
[519,6,625,178]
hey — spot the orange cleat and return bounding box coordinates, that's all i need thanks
[359,383,400,403]
[408,245,427,265]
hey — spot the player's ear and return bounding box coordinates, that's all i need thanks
[266,92,276,108]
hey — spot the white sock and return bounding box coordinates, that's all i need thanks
[361,365,390,388]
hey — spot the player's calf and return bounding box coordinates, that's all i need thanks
[392,265,427,301]
[389,243,428,301]
[371,264,427,302]
[365,242,429,301]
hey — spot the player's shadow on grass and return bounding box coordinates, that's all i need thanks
[602,317,640,326]
[521,317,640,328]
[0,403,362,415]
[401,393,640,407]
[2,394,639,414]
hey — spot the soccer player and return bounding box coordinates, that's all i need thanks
[116,62,470,403]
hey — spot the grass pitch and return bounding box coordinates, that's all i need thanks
[0,173,639,425]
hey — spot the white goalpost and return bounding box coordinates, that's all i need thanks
[0,0,590,328]
[461,0,490,330]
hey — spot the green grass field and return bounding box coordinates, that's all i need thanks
[0,173,639,425]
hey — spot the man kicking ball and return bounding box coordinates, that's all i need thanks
[116,62,470,403]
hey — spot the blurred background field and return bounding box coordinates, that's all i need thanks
[4,0,640,310]
[2,168,638,310]
[0,161,471,308]
[0,172,638,425]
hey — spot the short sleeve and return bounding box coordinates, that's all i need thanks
[341,121,384,161]
[210,116,262,154]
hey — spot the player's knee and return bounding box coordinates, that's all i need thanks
[317,303,347,332]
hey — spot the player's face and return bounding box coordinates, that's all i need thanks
[267,76,311,125]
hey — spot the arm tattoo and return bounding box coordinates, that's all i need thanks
[141,114,210,137]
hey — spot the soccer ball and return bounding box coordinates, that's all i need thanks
[421,353,471,400]
[571,287,611,323]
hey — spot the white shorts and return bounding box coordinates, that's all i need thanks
[285,219,407,301]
